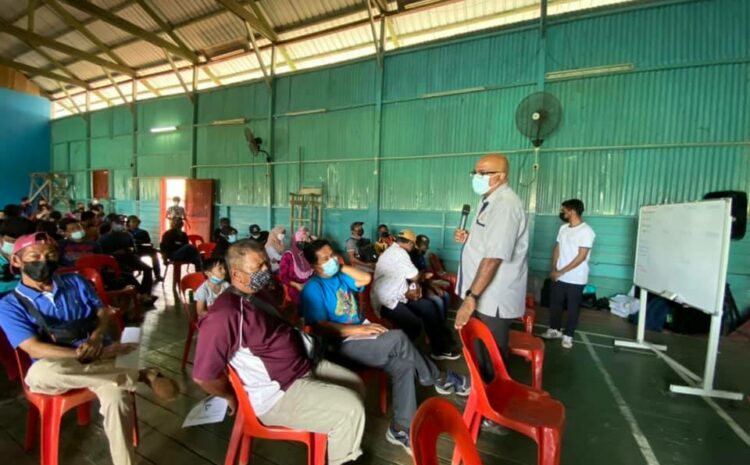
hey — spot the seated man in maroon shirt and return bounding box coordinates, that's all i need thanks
[192,240,365,465]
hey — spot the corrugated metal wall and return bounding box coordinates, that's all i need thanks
[49,0,750,311]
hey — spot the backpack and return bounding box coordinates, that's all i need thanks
[356,238,378,263]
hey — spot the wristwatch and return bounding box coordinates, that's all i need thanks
[465,290,481,300]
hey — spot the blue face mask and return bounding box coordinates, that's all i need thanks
[227,234,237,244]
[1,241,14,255]
[208,274,224,285]
[472,174,491,196]
[322,258,340,277]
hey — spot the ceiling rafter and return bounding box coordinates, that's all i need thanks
[0,18,134,76]
[250,1,296,70]
[59,0,199,63]
[132,0,222,87]
[0,55,88,88]
[215,0,277,42]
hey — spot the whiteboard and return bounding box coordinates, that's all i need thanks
[633,199,732,315]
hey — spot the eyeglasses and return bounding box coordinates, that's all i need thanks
[470,170,500,176]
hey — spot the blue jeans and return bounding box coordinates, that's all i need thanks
[426,292,450,321]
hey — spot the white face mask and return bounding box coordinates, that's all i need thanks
[71,230,85,241]
[1,241,14,255]
[277,233,285,242]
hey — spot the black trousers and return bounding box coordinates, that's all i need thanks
[381,298,448,355]
[475,312,513,383]
[549,280,585,337]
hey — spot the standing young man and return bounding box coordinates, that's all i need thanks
[542,199,596,348]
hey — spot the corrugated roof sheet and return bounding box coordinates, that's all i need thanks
[0,0,641,117]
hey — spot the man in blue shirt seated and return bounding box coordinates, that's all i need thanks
[58,218,103,267]
[300,239,470,456]
[0,232,178,465]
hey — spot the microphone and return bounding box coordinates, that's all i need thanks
[458,204,471,230]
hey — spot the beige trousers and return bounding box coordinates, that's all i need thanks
[25,358,139,465]
[259,360,366,465]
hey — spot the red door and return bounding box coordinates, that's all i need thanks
[92,170,110,199]
[185,179,214,242]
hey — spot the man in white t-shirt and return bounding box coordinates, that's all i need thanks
[541,199,596,349]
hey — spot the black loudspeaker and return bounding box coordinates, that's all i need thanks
[703,190,747,240]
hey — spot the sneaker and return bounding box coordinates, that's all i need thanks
[435,370,471,397]
[385,423,412,456]
[430,350,462,361]
[541,328,563,340]
[561,335,573,349]
[481,419,511,436]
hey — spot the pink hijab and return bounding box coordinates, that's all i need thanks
[289,227,313,280]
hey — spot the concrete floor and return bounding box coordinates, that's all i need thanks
[1,282,748,465]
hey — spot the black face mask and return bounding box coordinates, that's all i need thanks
[23,260,58,282]
[354,229,363,236]
[559,212,569,223]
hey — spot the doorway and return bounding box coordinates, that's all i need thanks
[161,178,186,236]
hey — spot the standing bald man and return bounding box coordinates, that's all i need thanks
[454,154,529,369]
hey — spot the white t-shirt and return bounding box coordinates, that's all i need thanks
[556,222,596,285]
[372,243,419,312]
[194,280,230,307]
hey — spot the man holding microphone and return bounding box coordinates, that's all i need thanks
[454,154,529,374]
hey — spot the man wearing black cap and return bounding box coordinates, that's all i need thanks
[345,222,376,272]
[248,224,269,245]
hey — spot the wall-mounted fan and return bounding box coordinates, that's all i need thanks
[515,91,562,148]
[515,91,562,186]
[245,127,271,162]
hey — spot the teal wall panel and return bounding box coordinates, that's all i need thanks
[91,135,132,169]
[91,106,133,138]
[383,28,538,100]
[52,143,68,171]
[51,115,86,143]
[198,83,269,123]
[546,0,750,71]
[275,60,377,114]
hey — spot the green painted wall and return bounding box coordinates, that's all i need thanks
[49,0,750,312]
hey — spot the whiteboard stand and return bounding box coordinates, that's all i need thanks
[614,288,667,352]
[668,294,744,401]
[613,199,743,402]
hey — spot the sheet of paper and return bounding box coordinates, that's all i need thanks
[115,327,141,369]
[182,396,229,428]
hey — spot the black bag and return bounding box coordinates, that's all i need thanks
[356,238,378,263]
[238,289,327,363]
[14,291,98,347]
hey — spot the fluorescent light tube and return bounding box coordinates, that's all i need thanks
[546,64,634,81]
[422,86,486,99]
[211,118,247,126]
[149,126,177,133]
[284,108,326,117]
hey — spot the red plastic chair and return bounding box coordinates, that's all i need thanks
[76,268,129,332]
[521,307,536,334]
[75,255,142,322]
[15,349,139,465]
[188,234,205,247]
[428,253,458,302]
[161,250,194,294]
[178,272,207,370]
[225,365,327,465]
[279,282,300,326]
[412,397,482,465]
[197,242,217,257]
[456,319,565,465]
[509,330,545,390]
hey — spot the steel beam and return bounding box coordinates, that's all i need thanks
[59,0,198,62]
[216,0,277,42]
